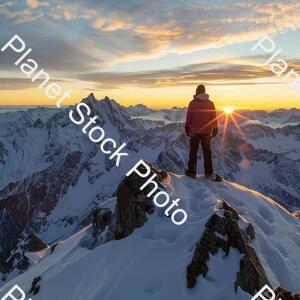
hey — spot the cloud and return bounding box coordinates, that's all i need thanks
[0,77,66,90]
[0,78,34,90]
[9,9,44,24]
[78,62,271,88]
[26,0,49,9]
[0,2,15,9]
[48,11,62,20]
[2,0,300,75]
[0,1,17,18]
[0,33,103,73]
[46,3,92,21]
[82,0,300,61]
[92,17,131,32]
[62,10,75,20]
[1,1,88,24]
[77,59,300,89]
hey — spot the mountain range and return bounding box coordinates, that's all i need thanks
[0,94,299,299]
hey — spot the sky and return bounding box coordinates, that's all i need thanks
[1,0,300,109]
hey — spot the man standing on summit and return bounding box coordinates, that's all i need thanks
[185,85,222,181]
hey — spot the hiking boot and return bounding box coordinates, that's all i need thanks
[206,173,223,182]
[185,170,196,179]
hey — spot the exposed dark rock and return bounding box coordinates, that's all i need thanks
[92,207,112,236]
[92,207,113,244]
[32,276,41,287]
[274,286,300,300]
[157,169,169,181]
[187,201,270,295]
[226,218,249,254]
[24,233,48,252]
[33,118,44,128]
[33,286,40,295]
[29,276,41,295]
[246,223,255,241]
[223,201,239,220]
[86,163,167,246]
[186,227,225,288]
[16,256,30,271]
[112,163,162,240]
[0,232,48,277]
[50,243,59,254]
[235,246,270,295]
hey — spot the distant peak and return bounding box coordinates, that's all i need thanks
[80,94,124,113]
[82,94,113,105]
[87,93,96,100]
[84,93,114,103]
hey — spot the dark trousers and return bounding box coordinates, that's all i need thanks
[188,135,213,176]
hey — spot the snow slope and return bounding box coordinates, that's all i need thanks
[1,175,299,300]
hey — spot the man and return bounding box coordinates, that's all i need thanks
[185,84,222,181]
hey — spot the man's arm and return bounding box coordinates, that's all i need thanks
[210,102,218,137]
[185,102,192,136]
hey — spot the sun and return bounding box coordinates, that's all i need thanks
[224,106,235,114]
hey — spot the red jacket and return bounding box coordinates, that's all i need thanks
[185,93,218,135]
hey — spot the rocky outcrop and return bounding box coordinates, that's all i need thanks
[0,233,47,282]
[187,201,270,295]
[23,233,48,253]
[274,287,300,300]
[107,163,166,241]
[16,256,30,271]
[235,246,269,295]
[92,207,113,244]
[86,163,168,245]
[85,163,168,247]
[29,276,41,295]
[2,233,48,278]
[112,163,160,240]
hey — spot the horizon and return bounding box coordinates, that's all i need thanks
[1,94,300,112]
[1,1,300,109]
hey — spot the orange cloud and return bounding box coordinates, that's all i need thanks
[26,0,49,9]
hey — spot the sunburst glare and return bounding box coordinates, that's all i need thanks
[219,107,248,151]
[224,106,235,114]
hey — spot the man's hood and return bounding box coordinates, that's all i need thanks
[195,93,209,100]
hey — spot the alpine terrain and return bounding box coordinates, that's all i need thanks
[0,94,299,299]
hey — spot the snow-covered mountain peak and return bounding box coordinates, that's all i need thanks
[1,171,299,300]
[82,94,121,111]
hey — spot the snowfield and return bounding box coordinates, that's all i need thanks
[1,174,299,300]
